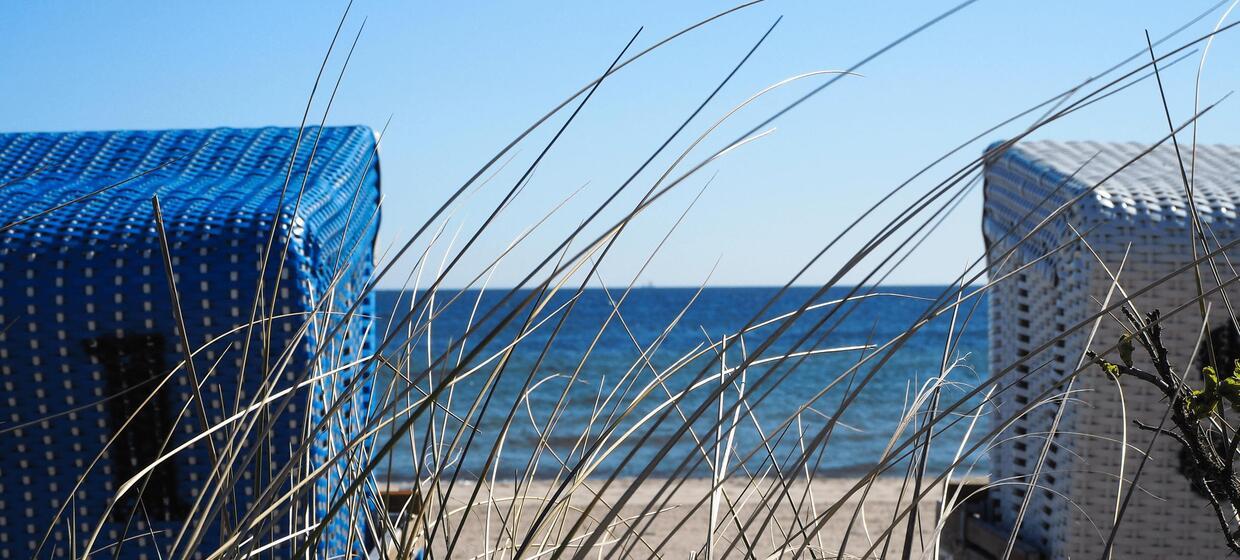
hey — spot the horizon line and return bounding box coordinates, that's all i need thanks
[373,283,988,291]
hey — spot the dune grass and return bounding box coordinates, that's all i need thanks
[13,1,1240,559]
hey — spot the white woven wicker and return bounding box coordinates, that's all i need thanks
[983,140,1240,558]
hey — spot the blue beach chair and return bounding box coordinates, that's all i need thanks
[0,126,381,559]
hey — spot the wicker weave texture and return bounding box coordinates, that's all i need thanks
[983,140,1240,558]
[0,126,381,559]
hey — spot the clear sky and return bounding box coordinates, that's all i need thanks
[3,2,1240,288]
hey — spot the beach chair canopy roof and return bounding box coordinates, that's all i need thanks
[987,139,1240,224]
[0,126,380,254]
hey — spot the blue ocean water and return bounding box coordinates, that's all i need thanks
[372,286,989,480]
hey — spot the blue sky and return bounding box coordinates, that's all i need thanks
[3,2,1240,288]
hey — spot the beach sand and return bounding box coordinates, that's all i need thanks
[380,476,968,559]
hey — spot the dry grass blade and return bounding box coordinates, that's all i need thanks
[20,4,1240,560]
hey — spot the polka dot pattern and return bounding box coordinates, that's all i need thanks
[0,127,380,559]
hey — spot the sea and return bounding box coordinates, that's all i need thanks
[371,286,990,480]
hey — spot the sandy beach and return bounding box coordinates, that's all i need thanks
[379,476,969,559]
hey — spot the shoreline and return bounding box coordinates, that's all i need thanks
[375,476,985,558]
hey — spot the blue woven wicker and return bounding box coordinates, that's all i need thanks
[0,126,381,559]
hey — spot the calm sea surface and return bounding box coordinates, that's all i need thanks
[372,286,989,479]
